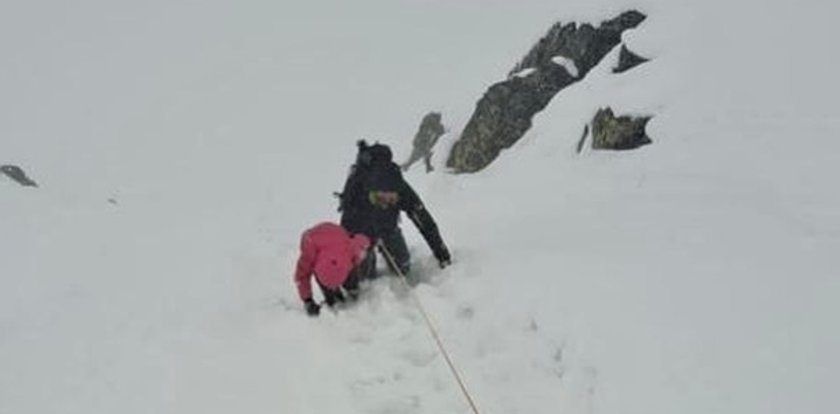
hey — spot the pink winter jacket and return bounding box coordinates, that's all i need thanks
[294,222,370,301]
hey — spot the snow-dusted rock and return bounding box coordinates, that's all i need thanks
[551,56,579,78]
[591,107,652,150]
[613,44,649,74]
[447,10,646,173]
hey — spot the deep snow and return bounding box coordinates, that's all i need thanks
[2,0,839,413]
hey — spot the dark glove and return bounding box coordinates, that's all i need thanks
[436,247,452,269]
[323,289,345,307]
[304,298,321,317]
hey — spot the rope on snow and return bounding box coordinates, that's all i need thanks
[377,241,481,414]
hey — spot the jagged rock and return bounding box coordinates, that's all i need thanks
[447,10,647,173]
[591,107,652,150]
[509,10,646,78]
[613,44,649,73]
[402,112,445,173]
[1,165,38,187]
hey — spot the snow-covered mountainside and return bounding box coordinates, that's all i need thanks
[2,1,838,413]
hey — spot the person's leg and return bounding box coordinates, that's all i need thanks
[423,152,434,173]
[380,227,410,276]
[358,247,378,280]
[317,280,344,306]
[342,260,363,300]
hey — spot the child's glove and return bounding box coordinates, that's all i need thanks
[304,298,321,317]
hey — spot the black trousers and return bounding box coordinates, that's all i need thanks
[379,227,410,276]
[356,227,411,280]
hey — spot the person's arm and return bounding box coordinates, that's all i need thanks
[399,178,452,267]
[294,232,318,302]
[294,232,322,316]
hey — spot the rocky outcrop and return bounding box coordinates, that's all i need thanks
[402,112,445,173]
[613,44,649,74]
[509,11,646,78]
[447,11,646,173]
[591,107,652,150]
[1,165,38,187]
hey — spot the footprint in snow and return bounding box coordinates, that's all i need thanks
[371,395,421,414]
[401,349,438,368]
[456,305,475,320]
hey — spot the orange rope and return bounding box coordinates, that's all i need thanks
[378,242,481,414]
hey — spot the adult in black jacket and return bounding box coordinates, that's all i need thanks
[339,140,451,279]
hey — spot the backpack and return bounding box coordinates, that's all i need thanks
[337,141,406,236]
[337,140,397,210]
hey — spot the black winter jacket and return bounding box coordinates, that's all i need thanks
[339,143,450,263]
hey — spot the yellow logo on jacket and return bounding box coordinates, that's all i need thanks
[368,191,399,209]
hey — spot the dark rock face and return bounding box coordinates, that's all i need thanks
[613,44,650,74]
[1,165,38,187]
[591,107,652,150]
[447,10,646,173]
[402,112,446,173]
[509,10,647,78]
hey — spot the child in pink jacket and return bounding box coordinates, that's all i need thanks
[294,222,371,316]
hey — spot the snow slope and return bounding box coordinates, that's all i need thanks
[2,0,839,413]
